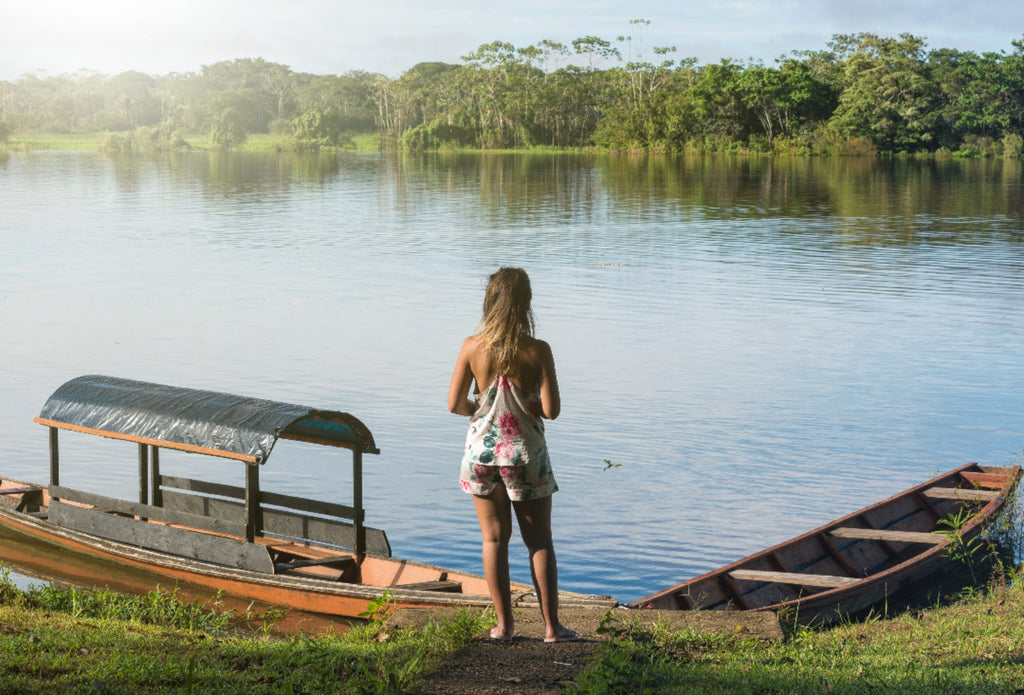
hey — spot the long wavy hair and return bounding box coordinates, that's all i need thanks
[477,267,536,374]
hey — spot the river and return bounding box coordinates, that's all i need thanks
[1,150,1021,603]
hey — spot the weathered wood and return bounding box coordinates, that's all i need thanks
[830,527,947,544]
[0,487,42,495]
[260,490,360,521]
[48,426,59,486]
[150,447,162,507]
[922,487,1001,501]
[245,464,260,542]
[138,443,148,507]
[160,489,391,557]
[274,556,356,572]
[729,569,859,588]
[961,471,1012,489]
[49,501,275,573]
[159,475,244,500]
[395,580,463,593]
[50,485,246,538]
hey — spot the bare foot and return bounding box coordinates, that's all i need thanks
[489,626,514,641]
[544,625,579,643]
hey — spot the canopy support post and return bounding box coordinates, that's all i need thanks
[150,446,162,507]
[353,450,365,556]
[138,443,149,506]
[48,427,59,487]
[245,463,261,543]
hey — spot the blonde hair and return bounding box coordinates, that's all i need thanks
[478,267,535,374]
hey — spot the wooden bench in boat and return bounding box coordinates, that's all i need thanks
[830,527,948,544]
[729,569,860,588]
[922,487,1001,501]
[393,580,463,593]
[273,556,357,572]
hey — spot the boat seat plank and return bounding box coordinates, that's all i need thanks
[922,487,1000,501]
[830,527,947,544]
[394,580,463,593]
[960,472,1011,488]
[729,569,859,588]
[275,556,356,572]
[0,487,42,495]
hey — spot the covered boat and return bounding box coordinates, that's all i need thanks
[0,375,616,618]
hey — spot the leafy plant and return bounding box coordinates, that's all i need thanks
[933,507,987,583]
[358,589,396,624]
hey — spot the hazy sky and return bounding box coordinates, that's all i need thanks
[4,0,1023,80]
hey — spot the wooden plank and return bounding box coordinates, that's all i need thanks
[961,471,1011,489]
[394,580,463,593]
[831,527,947,544]
[51,486,246,538]
[0,487,43,495]
[160,489,245,523]
[261,489,359,521]
[922,487,1000,501]
[49,501,275,573]
[729,569,859,588]
[160,489,390,556]
[263,510,392,557]
[275,556,356,572]
[158,475,245,500]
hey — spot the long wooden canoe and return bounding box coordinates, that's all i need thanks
[630,463,1020,625]
[0,375,616,618]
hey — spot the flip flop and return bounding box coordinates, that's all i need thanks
[544,628,580,643]
[489,627,514,642]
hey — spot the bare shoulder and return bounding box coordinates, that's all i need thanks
[460,334,486,357]
[521,336,554,359]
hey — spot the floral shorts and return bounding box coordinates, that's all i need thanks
[459,456,558,501]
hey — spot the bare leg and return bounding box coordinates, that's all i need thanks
[513,495,575,641]
[472,486,514,639]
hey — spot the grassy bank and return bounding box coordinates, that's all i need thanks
[571,575,1024,694]
[3,564,1024,693]
[0,574,490,694]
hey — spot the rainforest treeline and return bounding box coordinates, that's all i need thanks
[3,22,1024,156]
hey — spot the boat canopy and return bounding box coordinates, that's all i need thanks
[34,375,379,464]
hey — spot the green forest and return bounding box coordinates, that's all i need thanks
[3,22,1024,156]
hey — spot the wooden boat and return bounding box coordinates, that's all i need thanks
[0,375,616,618]
[630,463,1020,625]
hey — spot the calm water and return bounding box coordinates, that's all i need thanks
[1,150,1022,603]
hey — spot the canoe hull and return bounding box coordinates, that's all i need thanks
[630,463,1020,625]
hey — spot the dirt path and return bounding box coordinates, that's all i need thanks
[393,606,783,695]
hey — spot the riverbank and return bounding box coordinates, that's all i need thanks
[2,565,1023,693]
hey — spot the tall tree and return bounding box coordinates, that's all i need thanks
[828,33,938,152]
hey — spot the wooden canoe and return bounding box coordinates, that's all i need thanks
[0,375,616,618]
[629,463,1020,625]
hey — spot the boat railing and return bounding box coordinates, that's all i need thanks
[156,474,391,557]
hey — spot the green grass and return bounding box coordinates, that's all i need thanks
[0,571,491,694]
[571,574,1024,694]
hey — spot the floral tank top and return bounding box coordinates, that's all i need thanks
[462,375,548,467]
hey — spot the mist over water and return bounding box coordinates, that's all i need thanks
[2,150,1022,601]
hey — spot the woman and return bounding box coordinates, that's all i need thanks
[447,267,578,643]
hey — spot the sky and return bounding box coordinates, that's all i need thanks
[3,0,1024,81]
